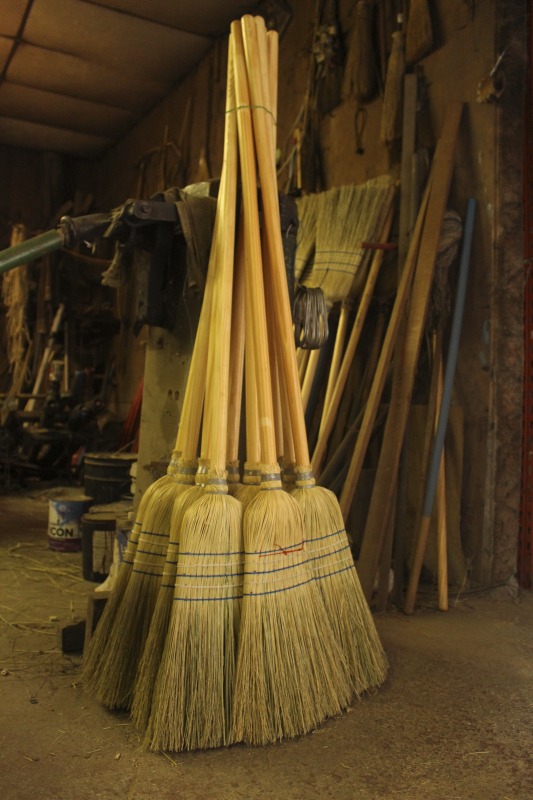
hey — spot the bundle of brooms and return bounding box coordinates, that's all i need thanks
[83,14,387,753]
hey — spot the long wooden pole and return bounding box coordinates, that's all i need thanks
[354,103,463,602]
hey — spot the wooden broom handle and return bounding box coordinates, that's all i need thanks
[202,38,239,471]
[226,215,246,463]
[231,21,277,466]
[321,299,352,427]
[242,15,310,466]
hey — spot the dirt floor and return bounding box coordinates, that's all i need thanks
[0,490,532,800]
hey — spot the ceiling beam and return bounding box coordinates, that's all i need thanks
[0,0,34,86]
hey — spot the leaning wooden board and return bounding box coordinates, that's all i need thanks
[355,102,463,602]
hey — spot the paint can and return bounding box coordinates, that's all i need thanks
[48,495,93,552]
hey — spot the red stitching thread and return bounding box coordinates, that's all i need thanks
[259,540,306,557]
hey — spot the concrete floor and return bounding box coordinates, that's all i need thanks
[0,490,532,800]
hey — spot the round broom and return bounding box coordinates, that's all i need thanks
[231,18,351,746]
[82,65,234,710]
[82,231,219,708]
[243,14,388,698]
[146,41,243,752]
[130,224,247,725]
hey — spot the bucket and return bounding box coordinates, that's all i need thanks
[48,495,93,552]
[81,511,117,582]
[83,452,137,505]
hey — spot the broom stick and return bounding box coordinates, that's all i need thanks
[226,218,246,494]
[130,213,246,730]
[312,198,396,475]
[435,359,449,612]
[321,299,352,427]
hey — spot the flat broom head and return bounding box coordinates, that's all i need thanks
[145,476,244,752]
[232,467,352,746]
[291,468,388,694]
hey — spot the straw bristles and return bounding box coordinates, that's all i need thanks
[83,477,195,709]
[291,470,388,694]
[231,467,352,746]
[146,480,244,752]
[130,483,206,730]
[294,194,318,284]
[306,177,394,304]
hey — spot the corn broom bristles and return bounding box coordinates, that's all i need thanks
[145,481,244,751]
[232,467,352,745]
[291,470,388,695]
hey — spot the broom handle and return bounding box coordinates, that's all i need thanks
[242,15,310,467]
[301,348,320,413]
[435,383,449,611]
[226,214,246,463]
[321,300,352,429]
[312,198,395,475]
[203,38,239,472]
[265,20,295,465]
[298,348,310,385]
[263,233,285,459]
[232,21,278,466]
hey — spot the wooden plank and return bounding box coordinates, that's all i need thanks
[355,103,463,602]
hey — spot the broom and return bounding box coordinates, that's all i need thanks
[130,240,247,728]
[241,14,388,698]
[82,58,235,710]
[82,239,219,707]
[145,39,243,752]
[231,18,352,745]
[130,243,245,729]
[300,176,394,424]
